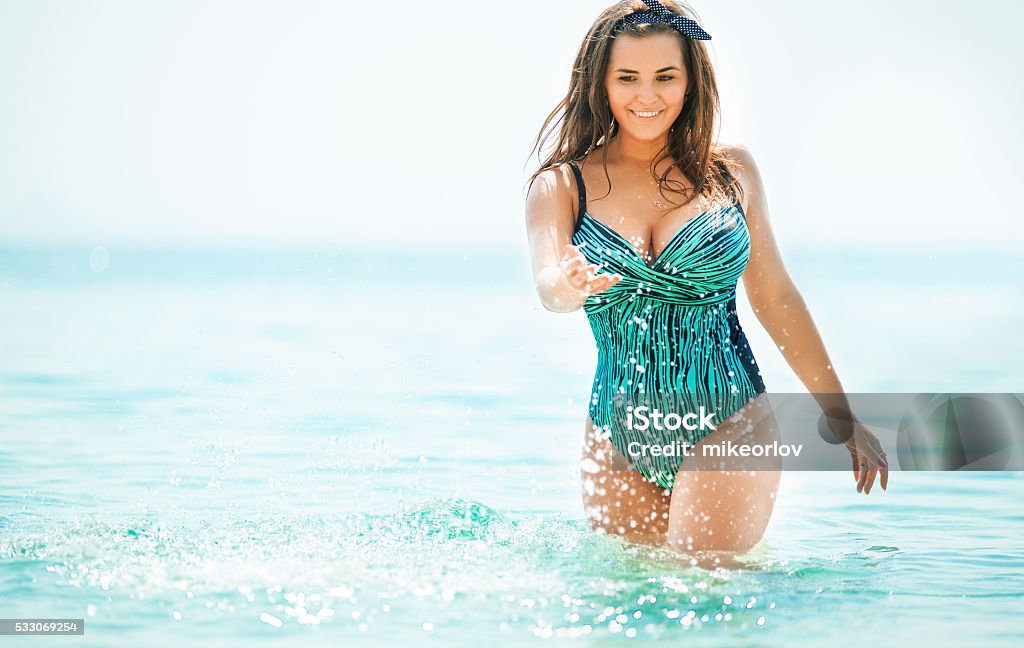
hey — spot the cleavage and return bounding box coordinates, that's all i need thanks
[591,204,708,264]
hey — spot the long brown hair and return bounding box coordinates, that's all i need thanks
[527,0,741,207]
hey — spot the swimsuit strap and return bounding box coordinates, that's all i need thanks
[566,160,587,230]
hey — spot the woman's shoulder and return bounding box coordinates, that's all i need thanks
[526,161,583,220]
[715,143,764,192]
[713,143,764,213]
[528,162,580,198]
[715,142,757,169]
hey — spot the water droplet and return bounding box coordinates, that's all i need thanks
[260,612,283,628]
[89,246,109,272]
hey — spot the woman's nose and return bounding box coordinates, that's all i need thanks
[636,83,658,103]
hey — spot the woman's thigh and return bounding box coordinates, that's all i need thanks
[580,415,671,545]
[666,393,783,554]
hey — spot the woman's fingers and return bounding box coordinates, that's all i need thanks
[560,256,588,288]
[560,253,586,273]
[560,246,592,284]
[864,465,878,494]
[846,422,890,494]
[559,245,623,295]
[862,451,886,495]
[587,272,622,294]
[562,243,586,262]
[851,449,889,495]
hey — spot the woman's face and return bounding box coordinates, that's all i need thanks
[604,33,688,142]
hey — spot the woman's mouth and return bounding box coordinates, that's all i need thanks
[629,109,662,120]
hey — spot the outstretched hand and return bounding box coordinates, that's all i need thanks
[560,244,622,297]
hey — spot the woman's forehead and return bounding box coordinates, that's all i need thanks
[608,33,684,71]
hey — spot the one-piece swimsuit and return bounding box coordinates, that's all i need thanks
[567,160,767,490]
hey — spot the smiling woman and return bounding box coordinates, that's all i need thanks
[523,0,889,559]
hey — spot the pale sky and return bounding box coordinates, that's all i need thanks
[1,0,1021,251]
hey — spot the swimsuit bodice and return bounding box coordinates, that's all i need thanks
[566,160,766,489]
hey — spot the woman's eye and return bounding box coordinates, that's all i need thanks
[617,75,676,82]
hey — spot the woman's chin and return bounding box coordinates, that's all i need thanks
[618,127,671,142]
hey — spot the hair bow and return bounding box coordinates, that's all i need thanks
[617,0,712,40]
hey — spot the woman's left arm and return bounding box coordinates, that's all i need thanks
[726,145,888,493]
[728,145,841,394]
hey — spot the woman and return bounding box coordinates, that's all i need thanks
[524,0,888,556]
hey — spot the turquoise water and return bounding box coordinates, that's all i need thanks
[1,245,1023,646]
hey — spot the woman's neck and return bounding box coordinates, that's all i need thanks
[602,135,675,177]
[607,134,670,171]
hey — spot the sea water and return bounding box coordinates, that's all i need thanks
[1,244,1022,646]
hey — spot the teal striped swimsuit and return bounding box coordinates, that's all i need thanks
[567,161,766,490]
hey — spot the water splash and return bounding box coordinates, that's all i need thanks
[1,497,788,638]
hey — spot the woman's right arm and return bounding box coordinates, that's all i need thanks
[525,166,621,312]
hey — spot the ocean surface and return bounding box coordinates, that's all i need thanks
[1,244,1022,646]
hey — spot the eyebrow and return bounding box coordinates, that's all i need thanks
[612,66,680,73]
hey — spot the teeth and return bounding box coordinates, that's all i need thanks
[632,110,660,117]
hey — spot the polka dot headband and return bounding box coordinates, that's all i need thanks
[615,0,712,40]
